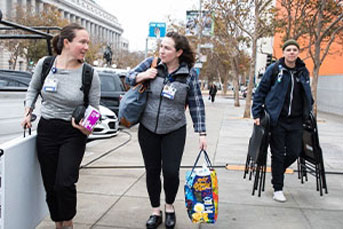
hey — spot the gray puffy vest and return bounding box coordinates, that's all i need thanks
[140,63,190,134]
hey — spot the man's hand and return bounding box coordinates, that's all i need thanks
[254,118,260,126]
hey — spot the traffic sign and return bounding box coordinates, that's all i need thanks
[149,22,166,38]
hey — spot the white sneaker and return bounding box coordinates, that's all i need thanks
[273,191,287,202]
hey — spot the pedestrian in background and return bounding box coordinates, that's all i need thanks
[127,31,207,229]
[252,39,313,202]
[22,23,100,229]
[209,83,218,103]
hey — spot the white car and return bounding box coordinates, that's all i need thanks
[88,105,119,140]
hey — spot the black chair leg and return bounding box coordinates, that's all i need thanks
[252,168,259,196]
[243,154,250,179]
[258,166,264,197]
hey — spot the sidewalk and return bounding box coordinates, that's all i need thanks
[37,96,343,229]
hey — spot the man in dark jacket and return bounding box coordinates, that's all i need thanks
[252,39,313,202]
[209,83,218,103]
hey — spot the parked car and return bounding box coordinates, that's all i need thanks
[242,87,256,98]
[112,68,130,91]
[88,105,119,140]
[95,67,126,115]
[0,70,32,91]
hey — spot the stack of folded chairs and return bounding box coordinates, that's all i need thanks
[244,111,270,197]
[297,112,328,196]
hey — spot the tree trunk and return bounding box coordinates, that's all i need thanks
[311,65,320,117]
[230,57,240,107]
[223,79,228,95]
[243,37,257,118]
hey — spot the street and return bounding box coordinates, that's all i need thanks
[0,92,40,144]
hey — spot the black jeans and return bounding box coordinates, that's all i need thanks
[270,117,303,191]
[37,118,87,222]
[210,94,216,102]
[138,124,186,208]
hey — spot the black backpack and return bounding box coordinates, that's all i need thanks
[268,60,281,88]
[40,56,94,107]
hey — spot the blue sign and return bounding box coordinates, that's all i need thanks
[149,22,166,38]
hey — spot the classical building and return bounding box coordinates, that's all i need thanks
[0,0,127,69]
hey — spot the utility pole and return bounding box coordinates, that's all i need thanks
[197,0,203,62]
[145,37,148,59]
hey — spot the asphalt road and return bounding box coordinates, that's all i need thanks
[0,91,40,144]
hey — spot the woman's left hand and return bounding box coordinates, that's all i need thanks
[71,118,92,136]
[199,136,207,150]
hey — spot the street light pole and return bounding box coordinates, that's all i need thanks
[145,37,148,59]
[197,0,203,62]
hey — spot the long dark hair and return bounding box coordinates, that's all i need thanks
[166,31,195,68]
[52,23,85,55]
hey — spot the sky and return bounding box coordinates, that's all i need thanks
[96,0,200,52]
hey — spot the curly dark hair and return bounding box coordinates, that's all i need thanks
[52,23,86,55]
[166,31,195,68]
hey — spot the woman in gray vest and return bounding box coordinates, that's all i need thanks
[21,23,100,229]
[127,31,207,229]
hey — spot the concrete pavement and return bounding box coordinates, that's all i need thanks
[37,95,343,229]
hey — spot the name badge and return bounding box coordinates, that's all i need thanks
[43,78,58,92]
[161,84,177,100]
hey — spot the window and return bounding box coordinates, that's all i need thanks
[99,74,124,92]
[100,75,116,91]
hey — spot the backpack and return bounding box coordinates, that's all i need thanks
[118,57,158,128]
[267,60,281,89]
[40,56,94,107]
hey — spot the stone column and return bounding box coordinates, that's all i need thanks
[6,0,14,18]
[64,11,69,21]
[35,0,43,15]
[58,9,64,19]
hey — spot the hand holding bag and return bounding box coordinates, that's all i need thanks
[184,150,218,224]
[118,57,158,128]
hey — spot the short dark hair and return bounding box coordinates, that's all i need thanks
[166,31,195,68]
[52,23,86,55]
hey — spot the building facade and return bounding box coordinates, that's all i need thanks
[0,0,127,69]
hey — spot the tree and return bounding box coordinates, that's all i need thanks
[85,39,104,65]
[216,0,275,117]
[1,4,69,70]
[275,0,313,40]
[276,0,343,115]
[114,49,145,69]
[206,0,250,107]
[202,43,233,93]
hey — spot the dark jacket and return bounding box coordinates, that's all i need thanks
[209,85,217,95]
[252,57,313,126]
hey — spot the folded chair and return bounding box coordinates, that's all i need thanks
[244,111,270,197]
[297,112,328,196]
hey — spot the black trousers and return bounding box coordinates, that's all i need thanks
[270,117,303,191]
[210,94,216,102]
[138,124,186,208]
[37,118,87,222]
